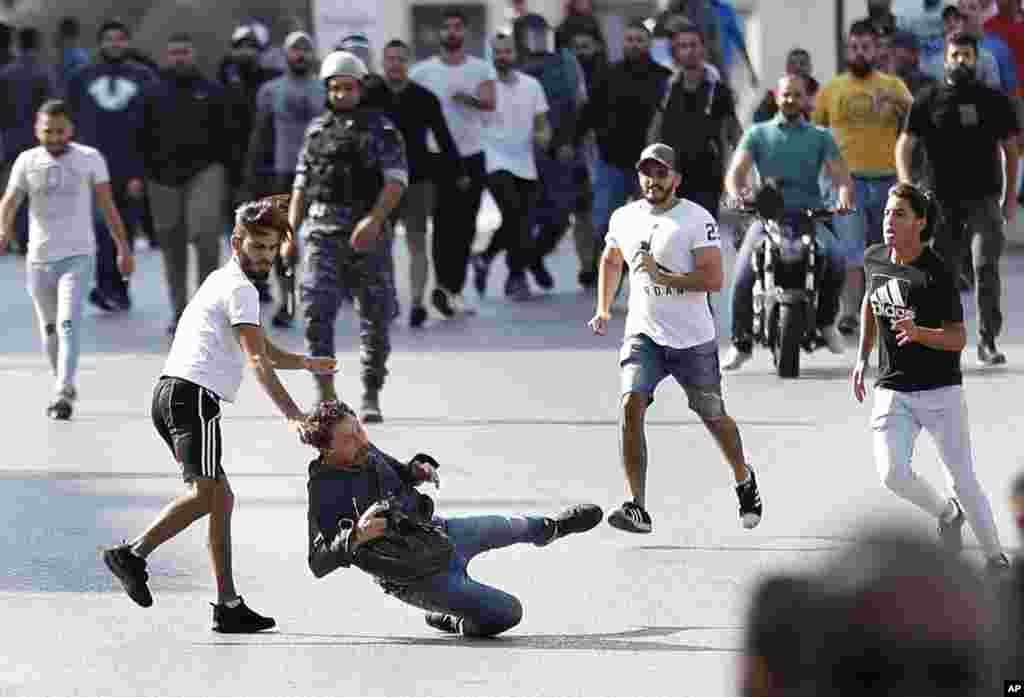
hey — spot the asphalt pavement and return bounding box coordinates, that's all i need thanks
[1,206,1023,697]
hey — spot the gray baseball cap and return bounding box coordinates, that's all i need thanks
[636,143,676,171]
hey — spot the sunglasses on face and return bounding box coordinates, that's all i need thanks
[639,163,671,179]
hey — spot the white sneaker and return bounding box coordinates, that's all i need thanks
[821,325,846,355]
[722,346,753,371]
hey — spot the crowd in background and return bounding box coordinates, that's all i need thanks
[5,0,1024,687]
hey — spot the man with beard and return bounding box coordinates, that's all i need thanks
[140,34,232,336]
[588,144,762,535]
[246,31,325,328]
[896,32,1019,365]
[101,194,334,630]
[362,39,460,328]
[0,100,134,419]
[752,48,819,123]
[920,5,1002,90]
[473,33,550,301]
[648,22,740,220]
[814,20,912,337]
[67,19,155,314]
[289,51,408,422]
[722,74,854,371]
[409,8,496,318]
[576,21,671,269]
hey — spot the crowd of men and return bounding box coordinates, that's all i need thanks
[5,1,1024,687]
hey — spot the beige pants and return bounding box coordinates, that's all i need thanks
[149,164,227,318]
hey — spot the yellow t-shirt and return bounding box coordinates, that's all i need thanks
[812,72,912,177]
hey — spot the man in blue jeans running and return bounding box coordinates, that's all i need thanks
[303,400,603,637]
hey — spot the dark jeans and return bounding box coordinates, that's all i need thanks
[483,171,538,275]
[432,153,485,295]
[94,180,141,302]
[391,514,549,637]
[936,196,1004,341]
[730,219,845,349]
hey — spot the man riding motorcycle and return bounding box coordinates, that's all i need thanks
[723,73,854,370]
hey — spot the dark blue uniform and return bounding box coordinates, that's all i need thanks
[294,107,408,392]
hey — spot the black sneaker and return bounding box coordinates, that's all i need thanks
[607,501,653,534]
[425,612,461,634]
[938,498,965,554]
[505,273,531,302]
[271,306,293,329]
[111,293,132,312]
[470,253,491,297]
[736,468,763,529]
[46,397,73,420]
[977,340,1006,366]
[88,288,118,312]
[539,503,603,545]
[410,305,428,329]
[529,259,554,290]
[361,390,382,424]
[211,597,276,633]
[102,544,153,608]
[431,288,456,318]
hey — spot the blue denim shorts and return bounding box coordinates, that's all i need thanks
[619,334,726,418]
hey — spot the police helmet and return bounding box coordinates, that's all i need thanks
[320,50,368,83]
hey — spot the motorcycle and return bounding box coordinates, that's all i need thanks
[730,185,850,379]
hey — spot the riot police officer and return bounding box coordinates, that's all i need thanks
[288,51,408,422]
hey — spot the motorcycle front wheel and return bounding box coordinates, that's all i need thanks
[773,303,805,378]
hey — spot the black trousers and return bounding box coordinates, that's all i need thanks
[432,153,485,295]
[483,171,538,275]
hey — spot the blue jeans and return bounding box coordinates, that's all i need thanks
[730,220,845,348]
[391,514,549,637]
[26,254,93,396]
[839,175,896,266]
[591,158,639,243]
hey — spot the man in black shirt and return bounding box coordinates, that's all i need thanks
[363,40,461,329]
[852,183,1009,575]
[896,31,1020,365]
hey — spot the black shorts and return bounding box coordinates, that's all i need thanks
[152,376,225,483]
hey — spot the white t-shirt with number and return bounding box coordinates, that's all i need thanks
[606,198,721,349]
[7,142,109,263]
[483,71,548,180]
[162,258,261,403]
[410,55,496,158]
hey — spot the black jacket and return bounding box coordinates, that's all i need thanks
[306,446,432,579]
[362,79,461,183]
[577,57,671,170]
[141,71,231,187]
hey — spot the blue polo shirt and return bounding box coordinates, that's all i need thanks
[736,114,841,212]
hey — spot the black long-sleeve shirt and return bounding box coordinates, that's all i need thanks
[362,79,462,183]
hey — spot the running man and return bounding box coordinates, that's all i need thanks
[852,182,1010,574]
[588,143,762,533]
[102,194,336,631]
[0,99,134,419]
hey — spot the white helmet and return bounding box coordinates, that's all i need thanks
[320,50,367,82]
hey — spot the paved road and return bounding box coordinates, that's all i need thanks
[1,214,1023,697]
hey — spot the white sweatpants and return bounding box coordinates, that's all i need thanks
[872,385,1002,558]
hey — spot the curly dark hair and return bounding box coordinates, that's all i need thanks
[300,400,357,451]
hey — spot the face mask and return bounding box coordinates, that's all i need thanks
[945,63,976,86]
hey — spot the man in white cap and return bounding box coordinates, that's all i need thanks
[588,143,762,534]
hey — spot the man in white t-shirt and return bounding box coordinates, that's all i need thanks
[410,7,496,317]
[588,143,762,533]
[471,32,551,300]
[0,99,134,420]
[101,195,335,633]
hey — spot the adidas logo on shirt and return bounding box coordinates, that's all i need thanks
[870,277,915,327]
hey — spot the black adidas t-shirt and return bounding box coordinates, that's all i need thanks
[864,244,963,392]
